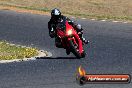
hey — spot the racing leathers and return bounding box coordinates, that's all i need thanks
[48,15,88,48]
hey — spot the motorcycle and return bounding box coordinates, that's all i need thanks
[51,18,86,58]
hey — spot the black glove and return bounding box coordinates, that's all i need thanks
[49,27,56,38]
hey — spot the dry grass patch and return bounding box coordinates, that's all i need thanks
[0,41,38,60]
[0,0,132,20]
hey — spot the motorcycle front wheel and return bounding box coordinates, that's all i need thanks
[69,40,85,58]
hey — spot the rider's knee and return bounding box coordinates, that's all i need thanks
[76,24,83,32]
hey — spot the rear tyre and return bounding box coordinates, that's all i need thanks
[69,40,82,58]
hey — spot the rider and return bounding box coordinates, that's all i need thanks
[48,8,88,48]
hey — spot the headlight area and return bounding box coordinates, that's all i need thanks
[67,29,73,35]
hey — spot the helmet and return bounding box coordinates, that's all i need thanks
[51,8,61,20]
[76,24,82,30]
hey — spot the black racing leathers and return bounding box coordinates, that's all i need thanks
[48,15,83,38]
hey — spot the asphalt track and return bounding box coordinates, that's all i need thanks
[0,10,132,88]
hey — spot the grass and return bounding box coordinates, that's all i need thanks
[0,41,38,60]
[0,0,132,21]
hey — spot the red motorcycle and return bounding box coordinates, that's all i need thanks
[53,18,86,58]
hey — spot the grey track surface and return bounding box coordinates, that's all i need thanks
[0,10,132,88]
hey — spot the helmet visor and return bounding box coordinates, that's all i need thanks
[52,15,60,20]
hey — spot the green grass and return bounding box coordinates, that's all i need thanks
[0,0,132,21]
[0,41,38,60]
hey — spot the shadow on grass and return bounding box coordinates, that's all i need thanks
[36,56,79,59]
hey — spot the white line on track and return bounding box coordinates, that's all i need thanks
[81,18,86,19]
[101,20,106,21]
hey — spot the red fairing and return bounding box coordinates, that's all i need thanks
[66,21,83,54]
[56,20,85,58]
[57,30,65,38]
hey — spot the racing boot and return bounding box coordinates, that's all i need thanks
[78,32,89,44]
[66,49,70,55]
[55,37,63,48]
[82,37,89,44]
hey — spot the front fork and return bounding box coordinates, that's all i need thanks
[68,35,84,54]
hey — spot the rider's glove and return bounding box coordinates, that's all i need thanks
[51,27,54,32]
[49,27,55,38]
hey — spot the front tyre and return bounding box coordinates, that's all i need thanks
[81,51,86,58]
[69,40,82,58]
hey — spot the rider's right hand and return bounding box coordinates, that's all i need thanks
[49,27,55,38]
